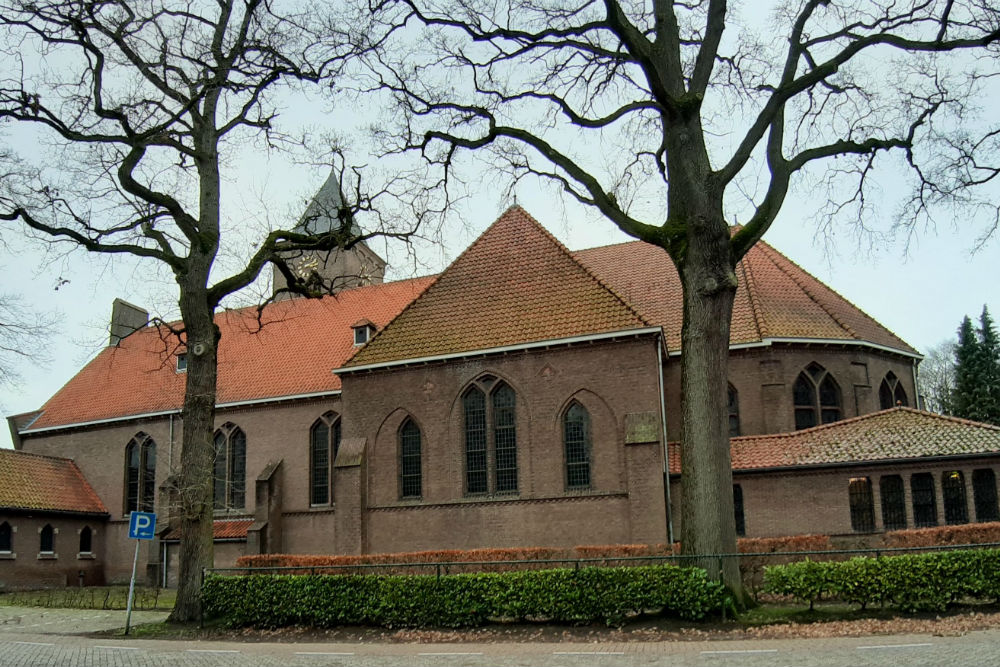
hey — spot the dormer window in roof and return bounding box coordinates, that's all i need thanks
[352,320,376,346]
[176,353,188,372]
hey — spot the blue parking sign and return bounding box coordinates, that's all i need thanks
[128,511,157,540]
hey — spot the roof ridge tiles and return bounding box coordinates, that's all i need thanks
[0,447,76,464]
[736,248,768,340]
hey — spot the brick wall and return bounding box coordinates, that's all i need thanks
[0,514,106,589]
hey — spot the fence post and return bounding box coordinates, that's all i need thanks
[436,563,441,580]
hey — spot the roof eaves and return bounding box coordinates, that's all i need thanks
[337,326,664,375]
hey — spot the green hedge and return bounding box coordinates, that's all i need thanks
[203,564,727,628]
[764,549,1000,612]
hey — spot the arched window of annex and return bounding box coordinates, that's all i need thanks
[878,371,909,409]
[309,411,341,506]
[0,521,12,552]
[79,526,92,554]
[563,401,592,490]
[398,417,422,499]
[793,362,842,430]
[39,524,54,554]
[727,384,741,437]
[124,432,156,514]
[462,374,519,495]
[213,422,246,510]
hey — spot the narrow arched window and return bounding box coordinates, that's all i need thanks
[124,433,156,514]
[849,477,875,532]
[880,475,907,531]
[793,363,842,430]
[733,484,746,537]
[563,402,591,489]
[911,473,938,527]
[79,526,92,554]
[942,471,968,525]
[879,371,909,409]
[0,522,11,552]
[493,383,518,493]
[973,468,1000,522]
[213,423,246,510]
[399,418,422,499]
[463,386,488,494]
[727,384,740,437]
[310,412,341,505]
[39,524,54,553]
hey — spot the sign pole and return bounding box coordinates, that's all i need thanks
[124,538,141,635]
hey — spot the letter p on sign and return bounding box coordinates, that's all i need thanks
[128,511,157,540]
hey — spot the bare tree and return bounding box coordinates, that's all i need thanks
[918,340,956,414]
[0,292,59,401]
[368,0,1000,598]
[0,0,426,621]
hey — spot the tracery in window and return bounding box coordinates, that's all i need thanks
[310,412,341,505]
[878,371,909,409]
[214,423,246,510]
[462,377,518,495]
[124,432,156,514]
[793,363,842,430]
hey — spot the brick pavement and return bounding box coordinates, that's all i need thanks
[3,606,1000,666]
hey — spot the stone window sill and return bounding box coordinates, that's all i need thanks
[37,552,57,560]
[0,552,15,560]
[77,552,96,560]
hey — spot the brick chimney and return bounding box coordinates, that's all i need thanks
[109,298,148,346]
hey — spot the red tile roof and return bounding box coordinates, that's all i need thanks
[26,277,433,432]
[0,449,108,515]
[574,239,916,354]
[344,207,650,367]
[668,408,1000,474]
[163,519,252,541]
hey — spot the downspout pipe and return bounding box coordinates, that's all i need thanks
[657,335,675,544]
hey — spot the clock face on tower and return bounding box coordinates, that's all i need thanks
[293,255,320,280]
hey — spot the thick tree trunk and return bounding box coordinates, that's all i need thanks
[675,223,744,604]
[167,295,220,623]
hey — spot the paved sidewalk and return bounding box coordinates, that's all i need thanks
[0,605,170,634]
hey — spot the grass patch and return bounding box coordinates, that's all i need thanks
[0,586,175,611]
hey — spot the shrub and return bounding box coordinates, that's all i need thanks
[881,522,1000,548]
[203,564,727,628]
[764,548,1000,613]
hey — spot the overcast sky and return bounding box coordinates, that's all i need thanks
[2,2,998,449]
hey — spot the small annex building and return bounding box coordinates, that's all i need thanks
[5,201,1000,588]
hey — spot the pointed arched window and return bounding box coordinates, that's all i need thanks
[793,363,842,430]
[124,432,156,514]
[462,376,519,495]
[310,412,341,505]
[563,402,592,489]
[878,371,909,409]
[399,418,422,499]
[214,423,246,510]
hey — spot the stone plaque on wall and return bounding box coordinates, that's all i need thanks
[624,411,659,444]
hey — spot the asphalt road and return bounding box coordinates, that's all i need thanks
[2,606,998,667]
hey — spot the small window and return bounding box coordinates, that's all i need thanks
[849,477,875,532]
[563,402,592,489]
[733,484,746,536]
[880,475,907,531]
[942,471,969,525]
[0,522,11,552]
[878,371,908,409]
[176,353,187,372]
[399,418,422,499]
[911,473,938,528]
[39,524,54,553]
[727,384,740,438]
[352,322,375,346]
[79,526,92,554]
[973,468,1000,522]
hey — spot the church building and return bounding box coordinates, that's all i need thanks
[4,187,1000,589]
